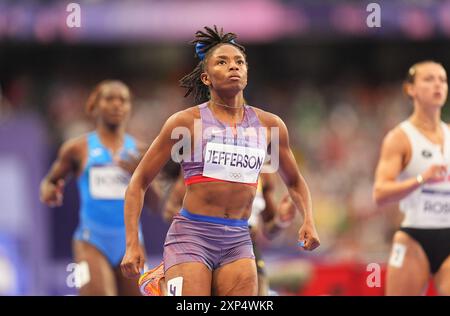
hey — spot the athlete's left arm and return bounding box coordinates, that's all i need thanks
[271,115,320,251]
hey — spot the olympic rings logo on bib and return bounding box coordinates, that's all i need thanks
[229,172,242,180]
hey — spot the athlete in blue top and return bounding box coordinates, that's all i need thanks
[40,80,155,295]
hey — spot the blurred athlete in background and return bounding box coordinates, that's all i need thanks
[374,61,450,295]
[40,80,158,295]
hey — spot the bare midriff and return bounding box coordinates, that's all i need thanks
[183,181,256,219]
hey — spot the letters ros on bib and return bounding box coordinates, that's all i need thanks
[419,186,450,226]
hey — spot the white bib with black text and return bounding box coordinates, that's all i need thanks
[89,165,130,199]
[398,121,450,228]
[202,142,265,184]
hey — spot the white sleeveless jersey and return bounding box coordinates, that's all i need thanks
[398,120,450,228]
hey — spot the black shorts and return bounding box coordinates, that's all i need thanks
[399,227,450,274]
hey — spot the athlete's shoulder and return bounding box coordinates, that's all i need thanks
[248,106,283,127]
[386,123,408,140]
[182,105,201,119]
[60,133,88,153]
[165,106,200,127]
[382,124,409,153]
[56,133,88,163]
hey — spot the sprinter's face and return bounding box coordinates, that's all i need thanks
[201,44,248,95]
[96,83,131,127]
[406,63,448,108]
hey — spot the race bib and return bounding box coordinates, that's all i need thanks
[418,187,450,225]
[89,165,130,199]
[202,142,265,184]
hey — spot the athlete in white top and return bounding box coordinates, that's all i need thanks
[397,120,450,228]
[373,61,450,295]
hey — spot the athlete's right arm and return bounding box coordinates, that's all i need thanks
[121,111,190,278]
[373,128,447,206]
[39,138,82,207]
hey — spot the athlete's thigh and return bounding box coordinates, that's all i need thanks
[165,262,212,296]
[73,240,117,296]
[434,255,450,295]
[385,231,430,296]
[212,258,257,296]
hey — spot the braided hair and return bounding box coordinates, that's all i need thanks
[179,25,246,104]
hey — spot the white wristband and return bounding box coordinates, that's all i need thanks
[416,174,424,185]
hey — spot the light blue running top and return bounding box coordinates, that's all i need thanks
[77,131,138,228]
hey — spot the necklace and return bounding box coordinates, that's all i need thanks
[210,100,246,129]
[210,100,244,109]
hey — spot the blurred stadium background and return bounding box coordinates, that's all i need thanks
[1,0,450,295]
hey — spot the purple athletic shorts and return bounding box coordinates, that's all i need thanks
[163,209,255,272]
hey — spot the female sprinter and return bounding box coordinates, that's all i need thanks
[40,80,152,295]
[121,26,320,296]
[373,61,450,295]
